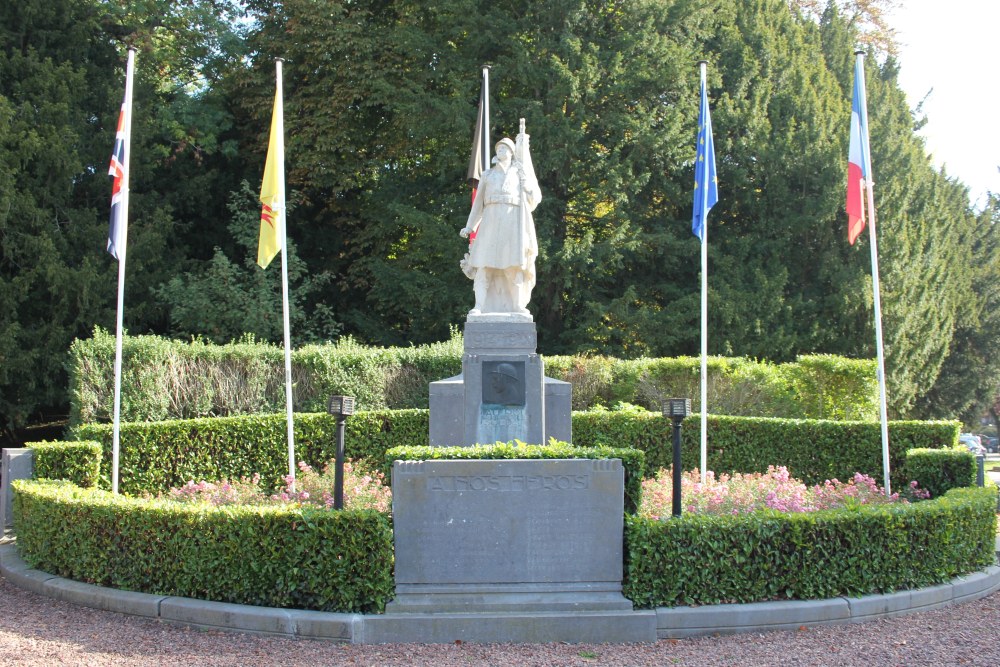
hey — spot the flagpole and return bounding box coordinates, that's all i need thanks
[482,66,490,170]
[272,58,296,485]
[698,60,709,485]
[854,51,891,495]
[111,47,136,495]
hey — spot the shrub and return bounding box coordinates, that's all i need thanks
[902,448,977,498]
[70,410,429,496]
[68,328,463,425]
[12,479,394,613]
[70,329,877,424]
[571,412,959,486]
[386,440,646,515]
[26,441,101,488]
[624,486,997,608]
[66,409,959,498]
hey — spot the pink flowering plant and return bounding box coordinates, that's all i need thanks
[165,459,391,512]
[271,460,392,513]
[639,465,930,520]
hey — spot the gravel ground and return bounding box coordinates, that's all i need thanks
[2,575,999,667]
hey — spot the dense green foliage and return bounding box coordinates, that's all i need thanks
[67,328,464,424]
[68,330,877,425]
[70,408,957,497]
[574,411,960,486]
[902,448,977,499]
[624,485,998,608]
[386,441,645,514]
[13,479,394,612]
[26,441,102,488]
[4,0,998,438]
[71,410,429,496]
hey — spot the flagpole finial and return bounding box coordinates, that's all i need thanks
[854,49,865,57]
[697,60,709,66]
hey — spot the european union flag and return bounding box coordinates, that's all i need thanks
[692,74,718,242]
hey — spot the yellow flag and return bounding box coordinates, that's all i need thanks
[258,77,284,268]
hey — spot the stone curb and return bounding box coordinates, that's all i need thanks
[3,542,999,644]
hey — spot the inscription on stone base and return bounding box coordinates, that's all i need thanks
[389,458,628,613]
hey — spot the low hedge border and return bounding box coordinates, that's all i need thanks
[385,441,646,514]
[26,441,102,488]
[623,485,998,609]
[69,411,960,498]
[11,479,394,613]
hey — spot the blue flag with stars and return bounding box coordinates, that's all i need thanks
[692,75,718,241]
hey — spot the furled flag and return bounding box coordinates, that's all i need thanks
[692,73,718,242]
[258,77,284,269]
[846,56,872,245]
[466,67,490,207]
[107,79,131,260]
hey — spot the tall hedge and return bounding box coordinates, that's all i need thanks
[68,330,877,425]
[70,409,958,497]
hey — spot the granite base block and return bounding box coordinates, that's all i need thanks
[363,610,658,644]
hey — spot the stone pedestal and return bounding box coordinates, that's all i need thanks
[429,320,571,446]
[388,458,630,614]
[1,448,34,530]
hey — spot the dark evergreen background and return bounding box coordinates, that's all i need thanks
[3,0,997,438]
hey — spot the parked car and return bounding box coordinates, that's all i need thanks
[983,436,998,453]
[959,433,987,456]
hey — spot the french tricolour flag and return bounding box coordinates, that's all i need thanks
[846,56,871,245]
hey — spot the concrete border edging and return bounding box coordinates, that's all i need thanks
[3,543,999,644]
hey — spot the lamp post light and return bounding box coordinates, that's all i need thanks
[662,398,692,517]
[327,395,356,510]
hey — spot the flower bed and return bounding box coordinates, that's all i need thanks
[166,459,392,512]
[639,466,928,518]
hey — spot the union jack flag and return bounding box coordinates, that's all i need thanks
[107,95,128,259]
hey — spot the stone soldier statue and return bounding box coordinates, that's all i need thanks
[460,119,541,317]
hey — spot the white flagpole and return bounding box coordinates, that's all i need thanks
[855,51,891,495]
[111,47,136,496]
[273,59,296,484]
[699,61,709,485]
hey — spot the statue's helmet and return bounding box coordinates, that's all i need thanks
[495,138,516,155]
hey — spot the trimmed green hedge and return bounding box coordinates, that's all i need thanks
[903,448,977,498]
[70,410,959,496]
[26,441,102,488]
[12,479,394,613]
[623,485,998,609]
[573,411,961,485]
[69,329,877,425]
[71,410,429,495]
[386,441,646,515]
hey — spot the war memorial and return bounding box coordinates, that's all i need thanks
[1,115,999,646]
